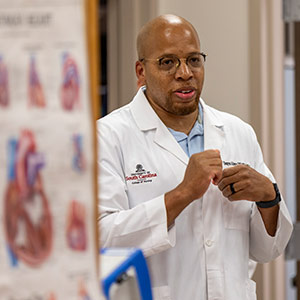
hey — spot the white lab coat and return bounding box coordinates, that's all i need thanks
[97,88,293,300]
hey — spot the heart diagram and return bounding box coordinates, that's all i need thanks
[4,130,52,267]
[60,53,80,111]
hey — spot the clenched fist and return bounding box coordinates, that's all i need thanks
[180,149,223,201]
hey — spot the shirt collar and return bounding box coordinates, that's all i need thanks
[168,102,204,142]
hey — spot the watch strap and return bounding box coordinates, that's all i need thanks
[256,183,281,208]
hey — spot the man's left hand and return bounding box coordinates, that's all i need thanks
[218,165,275,202]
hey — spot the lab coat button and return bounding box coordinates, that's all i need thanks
[205,240,213,247]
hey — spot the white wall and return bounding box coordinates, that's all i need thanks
[107,0,157,112]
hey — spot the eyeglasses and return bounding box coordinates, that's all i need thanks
[140,52,207,74]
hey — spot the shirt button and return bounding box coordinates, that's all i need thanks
[205,240,213,247]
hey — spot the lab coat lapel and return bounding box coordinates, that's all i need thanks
[154,123,189,165]
[130,88,189,165]
[201,99,225,151]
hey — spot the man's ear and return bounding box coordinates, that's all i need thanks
[135,61,146,89]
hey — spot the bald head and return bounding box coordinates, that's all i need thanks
[137,14,200,60]
[135,14,205,121]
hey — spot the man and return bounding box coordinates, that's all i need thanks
[97,14,293,300]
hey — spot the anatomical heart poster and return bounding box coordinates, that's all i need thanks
[0,0,102,299]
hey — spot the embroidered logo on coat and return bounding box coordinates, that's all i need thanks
[126,164,157,184]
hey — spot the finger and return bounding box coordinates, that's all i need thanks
[222,165,243,178]
[211,166,223,185]
[213,149,221,157]
[218,171,244,191]
[218,175,233,191]
[223,176,249,195]
[221,180,244,197]
[190,153,221,166]
[201,156,222,166]
[202,149,221,159]
[218,179,226,191]
[228,190,248,201]
[208,149,220,156]
[209,158,223,168]
[222,184,232,197]
[227,179,255,201]
[212,171,223,185]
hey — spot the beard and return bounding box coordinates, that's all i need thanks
[165,93,200,116]
[145,86,201,117]
[168,101,198,115]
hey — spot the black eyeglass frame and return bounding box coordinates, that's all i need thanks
[139,52,207,71]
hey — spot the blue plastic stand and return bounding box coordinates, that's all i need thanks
[101,248,152,300]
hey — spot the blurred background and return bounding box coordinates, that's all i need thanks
[97,0,299,299]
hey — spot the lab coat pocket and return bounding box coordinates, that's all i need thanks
[222,198,251,232]
[152,285,172,300]
[246,279,257,300]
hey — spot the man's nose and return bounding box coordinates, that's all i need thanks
[174,60,193,80]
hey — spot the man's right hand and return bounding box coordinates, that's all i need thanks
[180,149,223,200]
[165,149,222,227]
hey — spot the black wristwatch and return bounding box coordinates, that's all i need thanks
[256,183,281,208]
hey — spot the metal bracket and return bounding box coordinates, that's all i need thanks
[283,0,300,22]
[286,222,300,260]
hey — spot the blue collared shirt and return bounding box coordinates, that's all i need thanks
[168,103,204,157]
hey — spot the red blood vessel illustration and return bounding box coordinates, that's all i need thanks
[0,56,9,107]
[78,280,91,300]
[28,56,46,107]
[66,200,87,251]
[4,130,52,266]
[72,134,86,173]
[60,53,80,111]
